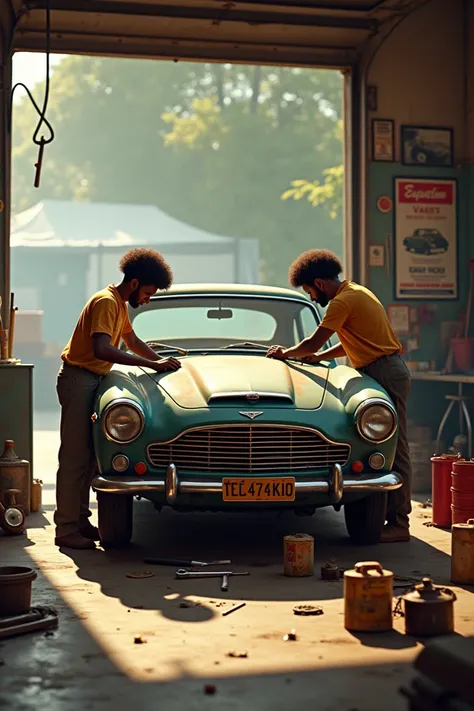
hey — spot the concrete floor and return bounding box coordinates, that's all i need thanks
[1,415,474,710]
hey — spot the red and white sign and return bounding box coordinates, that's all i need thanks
[377,196,393,214]
[395,178,457,300]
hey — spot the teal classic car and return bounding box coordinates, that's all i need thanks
[91,284,402,547]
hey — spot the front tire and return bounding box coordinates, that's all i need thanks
[97,492,133,548]
[344,492,387,544]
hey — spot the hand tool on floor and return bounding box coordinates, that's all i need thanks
[175,568,249,592]
[175,569,249,580]
[144,557,231,567]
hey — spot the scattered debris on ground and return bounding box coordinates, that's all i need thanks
[126,571,154,579]
[321,560,342,581]
[293,604,324,616]
[283,629,298,642]
[179,600,202,608]
[227,650,248,658]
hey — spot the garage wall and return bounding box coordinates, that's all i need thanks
[362,0,470,434]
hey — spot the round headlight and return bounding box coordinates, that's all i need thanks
[357,401,396,443]
[103,402,144,443]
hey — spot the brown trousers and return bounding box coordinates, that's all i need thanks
[360,353,412,528]
[54,362,102,538]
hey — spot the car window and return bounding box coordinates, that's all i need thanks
[131,296,320,349]
[135,306,277,341]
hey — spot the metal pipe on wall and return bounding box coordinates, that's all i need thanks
[0,9,13,333]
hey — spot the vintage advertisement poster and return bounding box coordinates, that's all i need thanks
[394,178,457,299]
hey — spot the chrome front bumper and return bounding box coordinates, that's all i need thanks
[92,464,402,505]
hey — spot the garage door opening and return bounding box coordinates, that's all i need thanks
[10,52,344,414]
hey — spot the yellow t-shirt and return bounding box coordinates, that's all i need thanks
[320,280,401,369]
[62,285,133,375]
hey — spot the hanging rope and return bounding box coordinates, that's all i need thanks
[10,0,54,188]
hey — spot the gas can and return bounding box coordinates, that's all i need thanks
[283,533,314,577]
[402,578,456,637]
[451,460,474,525]
[30,479,43,513]
[451,518,474,585]
[0,441,30,516]
[344,561,393,632]
[431,454,461,528]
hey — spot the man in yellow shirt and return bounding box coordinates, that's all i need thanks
[55,248,181,550]
[267,249,411,543]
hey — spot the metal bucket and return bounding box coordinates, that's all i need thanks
[0,566,37,616]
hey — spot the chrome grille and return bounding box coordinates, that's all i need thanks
[147,426,350,473]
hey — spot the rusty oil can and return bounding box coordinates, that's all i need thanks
[402,578,456,637]
[0,440,30,516]
[451,518,474,585]
[283,534,314,577]
[344,561,393,632]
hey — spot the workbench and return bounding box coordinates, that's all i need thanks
[409,371,474,458]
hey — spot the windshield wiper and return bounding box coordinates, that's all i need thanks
[219,342,268,350]
[146,341,188,356]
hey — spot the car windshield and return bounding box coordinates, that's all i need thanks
[130,295,324,351]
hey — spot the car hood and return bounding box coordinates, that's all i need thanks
[148,354,330,410]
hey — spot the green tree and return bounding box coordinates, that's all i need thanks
[12,57,344,285]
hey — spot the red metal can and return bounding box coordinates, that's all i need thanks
[451,460,474,525]
[431,455,460,528]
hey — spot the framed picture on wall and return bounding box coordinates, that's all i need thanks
[387,304,410,334]
[400,125,453,167]
[393,177,458,300]
[372,119,394,162]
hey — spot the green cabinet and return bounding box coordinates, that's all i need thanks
[0,364,34,477]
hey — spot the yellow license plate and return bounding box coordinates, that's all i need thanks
[222,477,296,502]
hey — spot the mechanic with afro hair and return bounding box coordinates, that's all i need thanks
[267,249,411,544]
[54,248,181,550]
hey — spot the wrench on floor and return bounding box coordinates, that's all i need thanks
[175,568,249,592]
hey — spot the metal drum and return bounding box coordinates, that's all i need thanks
[451,460,474,525]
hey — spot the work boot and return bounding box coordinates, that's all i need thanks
[380,524,410,543]
[79,522,100,541]
[55,532,96,550]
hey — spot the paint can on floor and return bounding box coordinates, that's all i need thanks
[451,518,474,585]
[344,561,393,632]
[283,533,314,577]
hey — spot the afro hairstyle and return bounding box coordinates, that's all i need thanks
[119,248,173,289]
[288,249,342,287]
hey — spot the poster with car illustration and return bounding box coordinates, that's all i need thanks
[394,178,457,299]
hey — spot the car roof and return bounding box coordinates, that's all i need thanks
[150,283,309,302]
